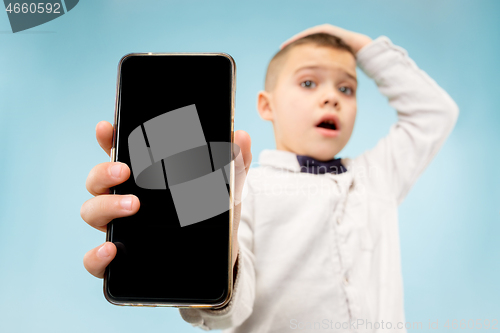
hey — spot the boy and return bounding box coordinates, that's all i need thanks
[81,24,458,332]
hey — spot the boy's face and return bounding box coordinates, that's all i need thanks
[258,44,358,161]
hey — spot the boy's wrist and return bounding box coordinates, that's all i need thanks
[350,35,373,54]
[354,36,398,79]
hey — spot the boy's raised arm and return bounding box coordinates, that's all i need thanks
[354,35,459,204]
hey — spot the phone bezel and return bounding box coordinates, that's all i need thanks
[104,52,236,309]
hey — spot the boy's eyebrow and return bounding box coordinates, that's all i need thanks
[293,65,357,83]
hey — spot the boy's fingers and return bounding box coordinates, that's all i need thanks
[233,130,252,207]
[96,121,114,157]
[81,194,140,232]
[86,162,131,196]
[83,242,117,278]
[234,130,252,174]
[280,26,325,49]
[280,24,344,49]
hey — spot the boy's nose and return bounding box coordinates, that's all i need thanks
[324,99,339,108]
[321,90,340,109]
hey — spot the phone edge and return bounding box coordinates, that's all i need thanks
[103,52,237,309]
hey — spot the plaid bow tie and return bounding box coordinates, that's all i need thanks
[296,154,347,175]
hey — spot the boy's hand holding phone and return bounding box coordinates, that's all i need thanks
[81,120,252,280]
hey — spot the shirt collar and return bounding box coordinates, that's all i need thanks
[258,149,350,175]
[258,149,301,173]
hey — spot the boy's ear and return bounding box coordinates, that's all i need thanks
[257,90,274,121]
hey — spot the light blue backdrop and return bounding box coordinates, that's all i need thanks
[0,1,498,332]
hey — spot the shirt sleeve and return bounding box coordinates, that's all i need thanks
[354,36,459,205]
[178,177,256,330]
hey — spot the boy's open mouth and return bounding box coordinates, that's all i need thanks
[315,114,340,138]
[317,120,337,131]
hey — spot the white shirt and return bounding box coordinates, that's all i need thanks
[179,35,459,333]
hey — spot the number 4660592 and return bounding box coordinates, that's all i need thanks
[5,3,61,14]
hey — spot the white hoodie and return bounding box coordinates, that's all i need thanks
[179,35,459,333]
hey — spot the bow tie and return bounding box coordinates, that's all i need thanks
[296,154,347,175]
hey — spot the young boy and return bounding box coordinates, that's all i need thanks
[81,24,458,332]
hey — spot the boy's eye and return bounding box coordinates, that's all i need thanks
[339,86,353,95]
[301,80,316,88]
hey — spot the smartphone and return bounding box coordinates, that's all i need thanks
[105,52,236,308]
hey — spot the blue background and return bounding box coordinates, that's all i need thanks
[0,0,499,332]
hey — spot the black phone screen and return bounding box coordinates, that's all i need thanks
[106,54,234,305]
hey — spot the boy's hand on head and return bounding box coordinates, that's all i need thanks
[280,24,372,55]
[80,121,252,279]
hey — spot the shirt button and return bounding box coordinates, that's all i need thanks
[336,218,341,225]
[343,275,349,286]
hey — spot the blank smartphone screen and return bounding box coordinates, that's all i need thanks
[106,54,233,305]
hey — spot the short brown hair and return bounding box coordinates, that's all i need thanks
[264,33,355,92]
